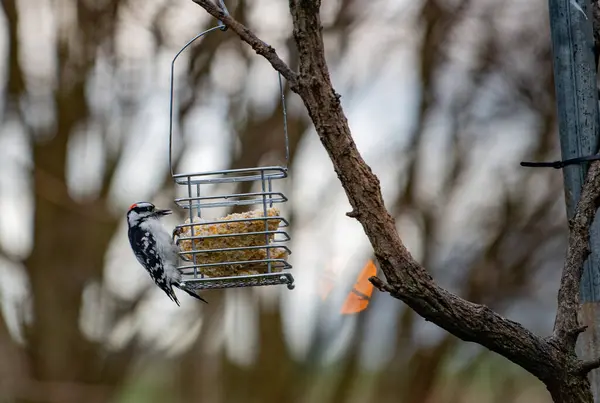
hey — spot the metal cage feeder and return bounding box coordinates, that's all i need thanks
[168,14,294,291]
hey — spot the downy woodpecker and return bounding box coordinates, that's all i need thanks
[126,202,207,306]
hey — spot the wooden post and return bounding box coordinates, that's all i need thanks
[548,0,600,399]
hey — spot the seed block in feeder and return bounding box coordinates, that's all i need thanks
[177,207,289,277]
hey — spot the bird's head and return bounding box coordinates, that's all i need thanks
[127,202,172,227]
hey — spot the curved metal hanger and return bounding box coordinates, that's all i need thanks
[168,0,290,177]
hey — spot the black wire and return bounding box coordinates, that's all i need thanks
[520,154,600,169]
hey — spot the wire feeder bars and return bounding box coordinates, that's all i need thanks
[168,10,294,291]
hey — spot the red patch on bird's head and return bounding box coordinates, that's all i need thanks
[129,203,138,210]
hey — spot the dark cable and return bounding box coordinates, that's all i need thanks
[520,154,600,169]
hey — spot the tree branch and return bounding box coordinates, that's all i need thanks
[190,0,298,88]
[191,0,555,379]
[369,276,560,380]
[553,162,600,350]
[190,0,600,400]
[192,0,545,371]
[577,356,600,376]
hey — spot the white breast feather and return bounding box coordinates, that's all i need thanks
[140,218,181,283]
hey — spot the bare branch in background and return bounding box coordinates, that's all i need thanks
[191,0,600,401]
[0,303,27,397]
[0,245,19,264]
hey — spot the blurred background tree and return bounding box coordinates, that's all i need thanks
[0,0,563,402]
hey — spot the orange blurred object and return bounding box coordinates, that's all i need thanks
[340,260,376,314]
[319,260,376,314]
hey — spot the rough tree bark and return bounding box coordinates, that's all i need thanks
[192,0,600,401]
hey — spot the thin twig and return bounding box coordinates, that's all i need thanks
[369,276,395,294]
[577,357,600,375]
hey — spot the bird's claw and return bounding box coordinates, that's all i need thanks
[172,227,183,242]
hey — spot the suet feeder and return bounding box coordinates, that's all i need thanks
[167,9,294,291]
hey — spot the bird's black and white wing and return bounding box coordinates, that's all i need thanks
[128,227,165,281]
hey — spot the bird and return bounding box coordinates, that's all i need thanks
[126,201,208,306]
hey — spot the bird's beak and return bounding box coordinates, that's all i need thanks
[156,209,172,216]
